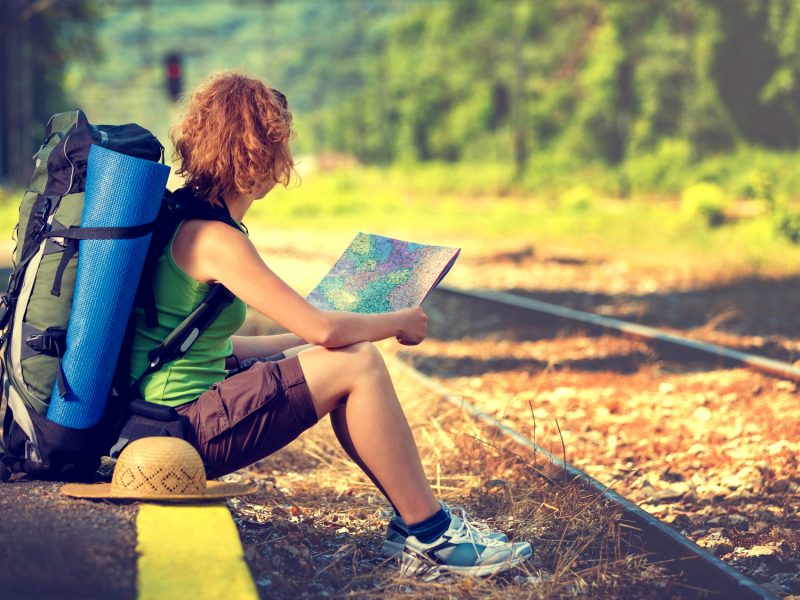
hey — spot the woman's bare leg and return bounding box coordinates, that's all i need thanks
[328,406,398,511]
[296,342,439,524]
[287,344,398,510]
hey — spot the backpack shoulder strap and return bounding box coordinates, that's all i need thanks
[136,187,242,329]
[130,284,235,394]
[122,187,243,400]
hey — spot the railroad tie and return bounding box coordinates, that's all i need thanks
[136,503,258,600]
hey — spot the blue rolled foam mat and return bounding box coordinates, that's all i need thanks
[47,144,170,429]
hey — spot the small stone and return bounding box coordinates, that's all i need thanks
[744,545,776,557]
[551,387,576,401]
[751,521,771,534]
[687,443,706,455]
[727,514,749,529]
[513,574,547,585]
[658,382,675,394]
[650,484,688,503]
[661,469,685,482]
[697,533,734,557]
[692,406,712,421]
[696,484,727,500]
[767,440,791,455]
[663,513,692,529]
[720,474,742,489]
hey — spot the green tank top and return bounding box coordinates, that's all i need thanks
[129,221,247,407]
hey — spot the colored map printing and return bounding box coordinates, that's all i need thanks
[306,233,460,313]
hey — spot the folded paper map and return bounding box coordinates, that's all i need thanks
[306,233,460,313]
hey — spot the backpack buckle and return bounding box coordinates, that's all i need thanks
[25,330,66,356]
[25,334,47,350]
[35,196,53,218]
[24,440,41,465]
[37,222,51,238]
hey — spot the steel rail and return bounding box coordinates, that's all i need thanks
[438,285,800,382]
[390,358,778,600]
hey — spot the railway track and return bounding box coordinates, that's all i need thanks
[437,285,800,382]
[398,284,798,598]
[392,359,776,600]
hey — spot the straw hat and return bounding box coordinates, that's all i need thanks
[61,437,255,501]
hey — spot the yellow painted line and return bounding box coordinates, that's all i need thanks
[136,503,258,600]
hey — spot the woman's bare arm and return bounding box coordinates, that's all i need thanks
[225,335,310,369]
[175,220,427,348]
[231,333,307,361]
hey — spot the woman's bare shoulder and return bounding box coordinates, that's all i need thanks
[172,218,252,284]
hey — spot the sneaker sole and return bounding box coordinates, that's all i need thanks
[384,534,509,559]
[401,549,532,580]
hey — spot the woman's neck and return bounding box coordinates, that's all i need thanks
[223,194,254,223]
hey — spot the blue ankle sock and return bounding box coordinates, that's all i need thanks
[392,512,410,533]
[407,508,451,544]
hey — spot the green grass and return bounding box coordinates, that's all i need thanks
[250,165,800,278]
[3,162,799,278]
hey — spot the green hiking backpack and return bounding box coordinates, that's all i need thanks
[0,110,239,481]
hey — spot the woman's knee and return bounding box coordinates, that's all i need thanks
[297,342,386,410]
[341,341,386,375]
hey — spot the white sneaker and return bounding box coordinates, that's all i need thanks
[381,501,508,558]
[401,511,533,580]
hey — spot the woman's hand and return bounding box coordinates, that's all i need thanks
[395,306,428,345]
[179,220,428,348]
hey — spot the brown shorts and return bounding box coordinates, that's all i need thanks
[175,355,319,478]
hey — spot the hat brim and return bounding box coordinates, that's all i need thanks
[60,480,256,502]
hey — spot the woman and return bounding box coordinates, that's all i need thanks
[130,72,531,579]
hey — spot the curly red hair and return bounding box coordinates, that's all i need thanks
[170,72,294,206]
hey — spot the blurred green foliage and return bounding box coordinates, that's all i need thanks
[246,165,800,275]
[0,0,100,182]
[56,0,800,200]
[5,0,800,251]
[680,182,729,227]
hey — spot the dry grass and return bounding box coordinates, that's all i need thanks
[227,343,687,599]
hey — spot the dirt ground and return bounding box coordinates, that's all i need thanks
[226,341,706,599]
[407,289,799,597]
[237,238,799,598]
[0,238,797,598]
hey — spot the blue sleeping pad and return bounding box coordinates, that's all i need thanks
[47,145,170,429]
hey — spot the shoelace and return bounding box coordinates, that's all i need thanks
[444,507,507,566]
[450,512,486,560]
[441,502,504,546]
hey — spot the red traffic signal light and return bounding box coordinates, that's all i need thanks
[165,52,182,102]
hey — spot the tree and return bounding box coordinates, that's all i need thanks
[0,0,99,185]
